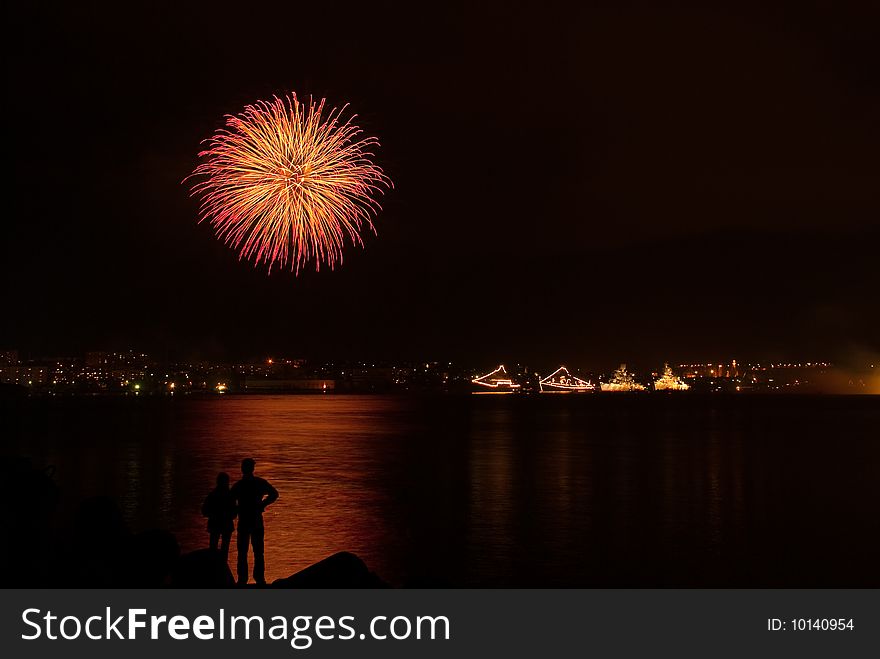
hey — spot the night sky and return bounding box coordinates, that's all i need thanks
[5,0,878,370]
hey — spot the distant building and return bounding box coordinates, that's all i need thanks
[86,350,151,369]
[679,361,739,378]
[0,364,49,386]
[50,358,82,386]
[344,366,394,391]
[85,351,111,367]
[243,377,335,392]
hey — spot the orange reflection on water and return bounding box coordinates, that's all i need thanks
[170,395,408,583]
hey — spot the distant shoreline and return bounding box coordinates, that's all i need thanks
[3,387,878,399]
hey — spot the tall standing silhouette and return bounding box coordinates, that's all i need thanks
[230,458,278,585]
[202,472,237,561]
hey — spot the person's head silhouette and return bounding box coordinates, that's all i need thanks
[241,458,256,477]
[216,472,230,489]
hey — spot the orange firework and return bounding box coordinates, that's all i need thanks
[187,93,391,273]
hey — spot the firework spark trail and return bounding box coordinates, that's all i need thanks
[187,93,391,273]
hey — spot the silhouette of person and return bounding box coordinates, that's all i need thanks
[231,458,278,585]
[202,472,237,561]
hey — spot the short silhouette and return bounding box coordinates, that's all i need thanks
[230,458,278,585]
[202,472,237,561]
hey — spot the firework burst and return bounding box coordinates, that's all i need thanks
[187,93,391,273]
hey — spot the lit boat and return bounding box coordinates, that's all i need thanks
[472,365,522,393]
[600,364,646,392]
[653,363,690,391]
[539,366,595,393]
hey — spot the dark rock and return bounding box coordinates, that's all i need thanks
[171,549,235,588]
[75,495,129,546]
[69,496,131,587]
[272,552,388,588]
[0,456,60,587]
[126,529,180,587]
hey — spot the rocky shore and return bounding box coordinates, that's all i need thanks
[1,456,387,588]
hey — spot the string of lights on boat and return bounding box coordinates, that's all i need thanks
[473,363,690,393]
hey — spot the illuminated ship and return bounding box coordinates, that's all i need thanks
[600,364,646,392]
[653,363,690,391]
[539,366,595,393]
[472,365,522,393]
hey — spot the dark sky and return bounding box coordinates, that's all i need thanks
[5,0,878,370]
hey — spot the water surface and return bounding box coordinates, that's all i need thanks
[4,393,879,586]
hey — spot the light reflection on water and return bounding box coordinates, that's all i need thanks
[5,393,880,586]
[168,396,409,583]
